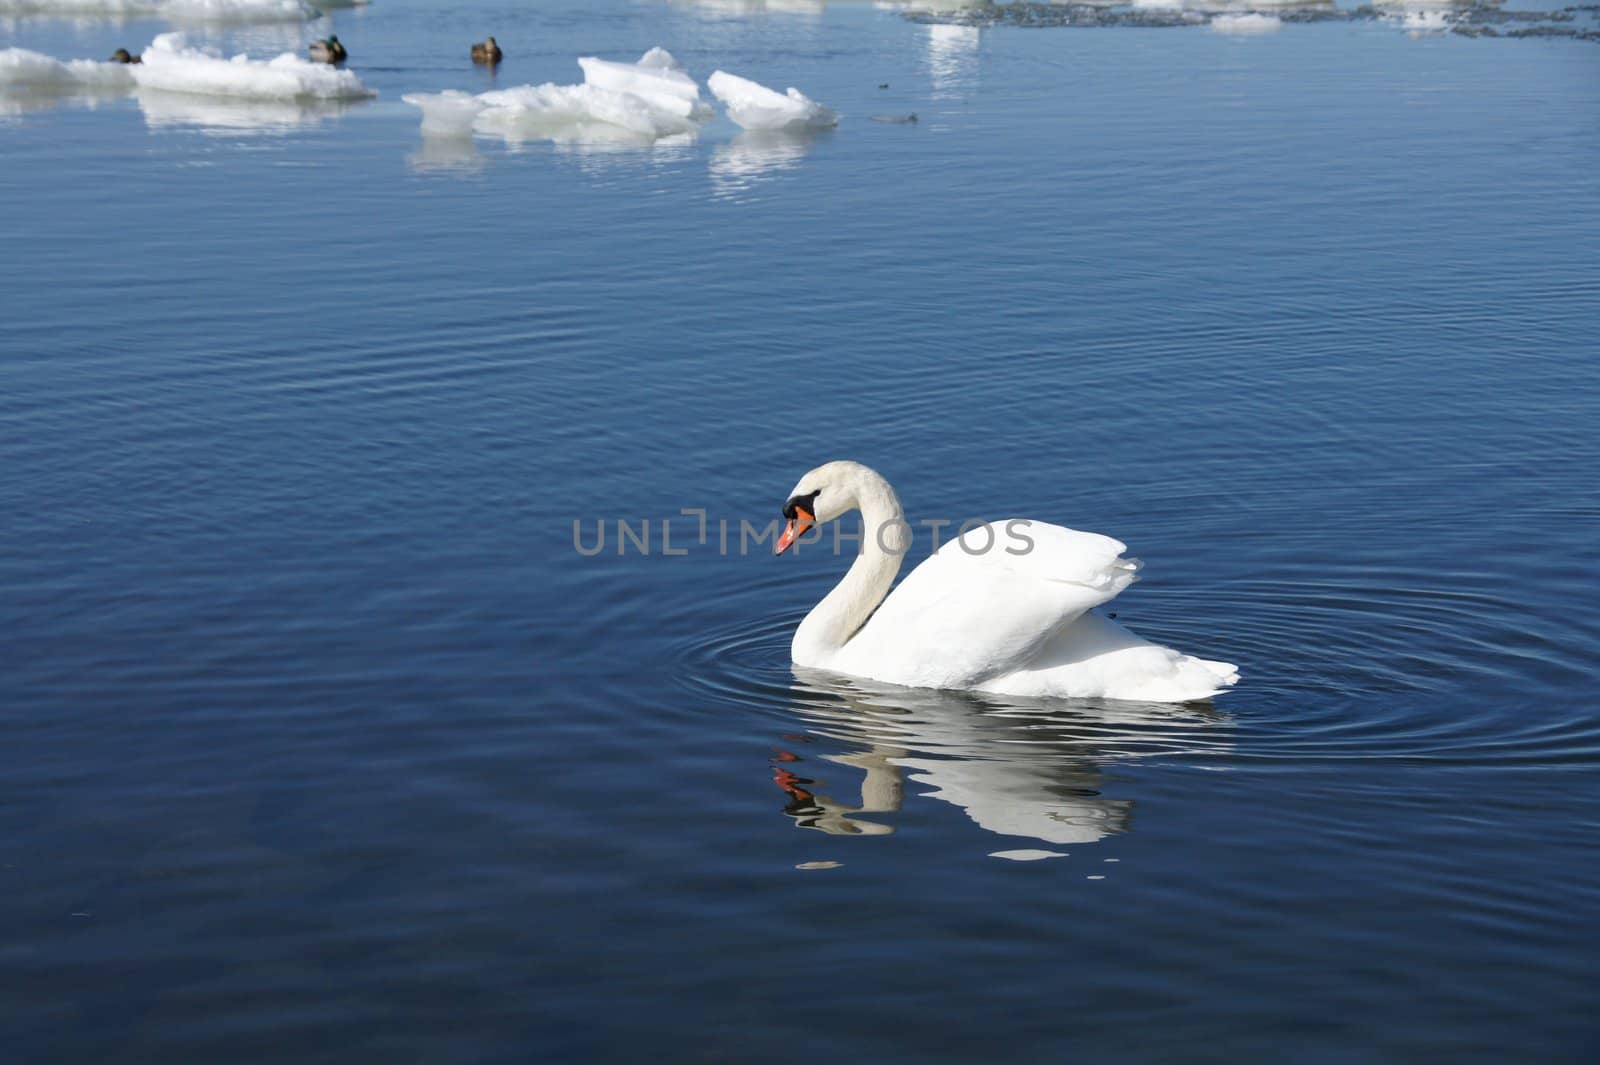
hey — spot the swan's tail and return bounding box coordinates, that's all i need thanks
[1190,655,1240,695]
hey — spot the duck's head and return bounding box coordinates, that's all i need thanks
[485,36,497,47]
[111,48,133,63]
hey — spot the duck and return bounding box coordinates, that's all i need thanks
[774,461,1239,703]
[309,36,347,65]
[110,48,142,64]
[470,36,503,65]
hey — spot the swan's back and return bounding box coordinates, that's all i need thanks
[837,520,1141,690]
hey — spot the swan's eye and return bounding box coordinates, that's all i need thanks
[783,490,820,520]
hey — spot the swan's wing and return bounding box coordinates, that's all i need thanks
[979,612,1240,703]
[839,520,1140,689]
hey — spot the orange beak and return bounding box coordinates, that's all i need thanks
[775,506,814,555]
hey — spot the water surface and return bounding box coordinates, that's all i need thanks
[3,2,1599,1060]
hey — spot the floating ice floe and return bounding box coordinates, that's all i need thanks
[0,0,325,23]
[0,47,137,92]
[1210,12,1283,32]
[1131,0,1329,10]
[1378,4,1456,32]
[706,70,836,132]
[130,33,374,100]
[1397,10,1452,30]
[404,47,713,147]
[1,34,373,120]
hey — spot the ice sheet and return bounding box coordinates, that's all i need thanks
[577,48,713,125]
[402,89,483,136]
[403,47,712,146]
[0,48,136,92]
[1210,12,1284,31]
[0,0,324,22]
[1132,0,1329,9]
[129,33,374,100]
[706,70,836,132]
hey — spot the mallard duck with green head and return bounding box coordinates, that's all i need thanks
[309,36,347,65]
[470,37,503,65]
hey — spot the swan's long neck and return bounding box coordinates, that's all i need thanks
[792,472,907,664]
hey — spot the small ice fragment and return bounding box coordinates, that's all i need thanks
[707,69,836,133]
[796,860,842,870]
[1086,875,1106,880]
[1104,858,1120,863]
[990,849,1068,862]
[635,47,681,71]
[870,113,917,124]
[1210,14,1283,34]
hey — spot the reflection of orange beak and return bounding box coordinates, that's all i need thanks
[775,506,815,555]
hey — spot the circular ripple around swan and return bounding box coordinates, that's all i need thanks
[674,567,1600,771]
[1130,571,1600,769]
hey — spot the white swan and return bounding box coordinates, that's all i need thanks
[774,461,1239,703]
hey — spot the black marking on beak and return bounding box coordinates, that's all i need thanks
[783,491,820,521]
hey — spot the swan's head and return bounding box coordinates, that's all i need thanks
[775,460,883,555]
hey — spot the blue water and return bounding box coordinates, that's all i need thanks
[4,2,1600,1060]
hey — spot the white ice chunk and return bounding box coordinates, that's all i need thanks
[1134,0,1325,7]
[706,69,836,132]
[1401,10,1451,28]
[401,89,484,135]
[1381,6,1454,31]
[0,48,136,93]
[494,82,700,137]
[577,51,714,125]
[129,33,375,100]
[0,0,325,22]
[1210,13,1284,32]
[635,46,681,71]
[403,47,713,146]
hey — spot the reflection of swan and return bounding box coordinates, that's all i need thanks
[773,673,1231,845]
[774,462,1238,702]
